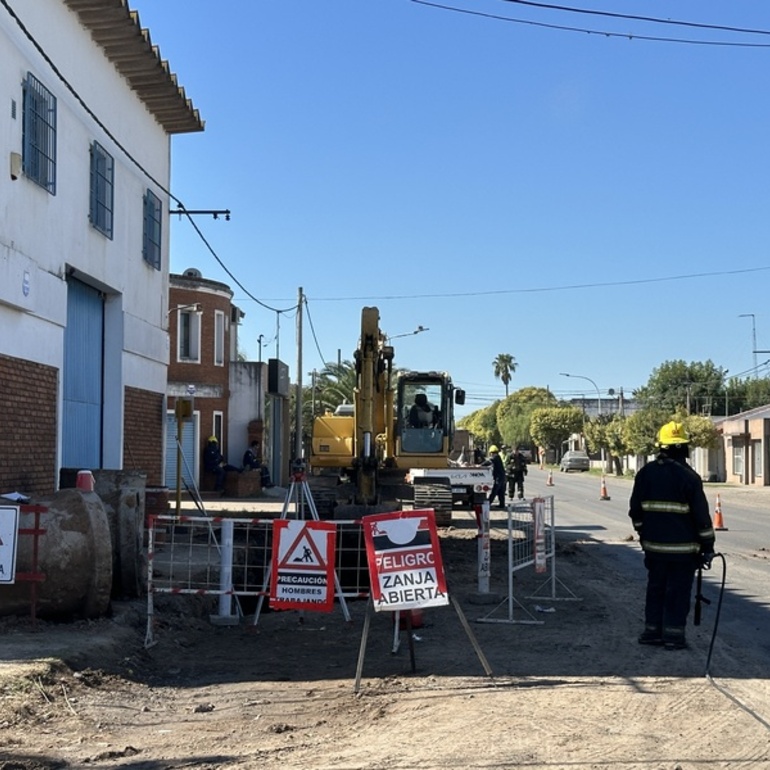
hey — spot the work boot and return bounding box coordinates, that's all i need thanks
[663,637,688,651]
[638,629,663,646]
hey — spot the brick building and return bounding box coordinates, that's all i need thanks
[166,269,244,491]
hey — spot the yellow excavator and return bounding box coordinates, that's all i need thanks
[310,307,490,522]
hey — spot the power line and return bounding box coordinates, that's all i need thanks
[0,0,294,316]
[498,0,770,37]
[305,265,770,303]
[412,0,770,47]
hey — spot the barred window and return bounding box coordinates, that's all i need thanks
[22,73,56,193]
[143,189,162,269]
[89,141,114,238]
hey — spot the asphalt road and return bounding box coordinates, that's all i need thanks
[519,465,770,676]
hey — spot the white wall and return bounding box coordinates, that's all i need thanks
[229,362,264,464]
[0,1,175,469]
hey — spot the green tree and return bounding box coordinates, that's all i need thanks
[682,414,721,449]
[492,353,517,397]
[458,402,501,447]
[529,406,584,455]
[634,359,728,415]
[729,375,770,414]
[623,408,669,457]
[496,387,557,449]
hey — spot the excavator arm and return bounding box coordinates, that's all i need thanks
[353,307,393,505]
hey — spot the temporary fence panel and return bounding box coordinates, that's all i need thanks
[145,514,370,645]
[476,496,579,625]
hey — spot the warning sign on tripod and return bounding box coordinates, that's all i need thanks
[363,509,449,612]
[270,520,336,612]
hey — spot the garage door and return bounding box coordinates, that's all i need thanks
[62,279,103,469]
[165,412,198,492]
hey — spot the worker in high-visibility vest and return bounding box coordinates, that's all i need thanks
[628,421,715,650]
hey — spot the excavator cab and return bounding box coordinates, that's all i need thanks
[395,372,464,461]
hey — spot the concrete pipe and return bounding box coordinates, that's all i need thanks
[0,489,112,619]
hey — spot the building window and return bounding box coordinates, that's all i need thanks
[214,310,225,366]
[89,141,114,238]
[22,73,56,193]
[732,443,743,477]
[213,412,223,446]
[143,189,162,269]
[752,439,762,478]
[177,308,201,362]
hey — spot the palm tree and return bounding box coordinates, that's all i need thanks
[493,353,517,397]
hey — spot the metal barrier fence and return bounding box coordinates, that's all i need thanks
[477,496,579,625]
[145,513,370,646]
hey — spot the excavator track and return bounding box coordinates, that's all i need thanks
[412,476,453,527]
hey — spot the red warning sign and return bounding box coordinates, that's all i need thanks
[363,509,448,613]
[270,520,336,612]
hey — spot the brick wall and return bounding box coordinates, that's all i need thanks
[124,386,164,487]
[0,354,58,495]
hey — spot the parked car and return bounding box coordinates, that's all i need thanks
[516,446,533,462]
[559,450,590,472]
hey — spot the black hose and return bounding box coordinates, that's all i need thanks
[703,552,726,678]
[702,553,770,732]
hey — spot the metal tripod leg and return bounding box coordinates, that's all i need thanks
[254,475,351,624]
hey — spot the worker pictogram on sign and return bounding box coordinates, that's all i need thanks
[363,509,449,612]
[270,520,336,612]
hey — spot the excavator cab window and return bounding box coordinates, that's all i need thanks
[399,380,447,454]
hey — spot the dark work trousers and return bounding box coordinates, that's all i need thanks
[507,474,525,499]
[489,478,506,509]
[643,556,696,642]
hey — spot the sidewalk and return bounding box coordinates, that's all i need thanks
[171,485,293,517]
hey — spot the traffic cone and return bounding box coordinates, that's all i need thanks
[714,493,728,531]
[599,474,611,501]
[546,469,554,486]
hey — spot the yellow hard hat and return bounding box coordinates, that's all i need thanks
[657,421,689,447]
[489,445,499,454]
[208,435,218,443]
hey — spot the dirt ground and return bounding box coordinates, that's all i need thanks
[1,520,769,770]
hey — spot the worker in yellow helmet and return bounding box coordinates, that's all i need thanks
[628,421,715,650]
[483,445,506,510]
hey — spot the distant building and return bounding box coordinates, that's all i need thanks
[564,396,640,419]
[166,269,291,492]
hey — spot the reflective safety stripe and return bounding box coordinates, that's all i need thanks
[642,540,700,554]
[641,500,690,514]
[699,527,715,539]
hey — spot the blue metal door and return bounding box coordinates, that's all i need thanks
[62,279,103,468]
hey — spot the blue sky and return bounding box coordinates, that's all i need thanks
[129,1,770,417]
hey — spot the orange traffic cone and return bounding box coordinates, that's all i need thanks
[599,474,611,501]
[546,469,554,486]
[714,493,728,531]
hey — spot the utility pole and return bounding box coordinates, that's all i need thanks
[257,333,264,421]
[295,287,304,461]
[739,313,758,378]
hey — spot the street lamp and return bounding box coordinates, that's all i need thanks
[739,314,758,378]
[559,372,601,418]
[386,325,429,342]
[560,372,604,467]
[167,302,202,316]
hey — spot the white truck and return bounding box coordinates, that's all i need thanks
[408,466,493,511]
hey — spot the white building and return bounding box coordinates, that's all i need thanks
[0,0,203,495]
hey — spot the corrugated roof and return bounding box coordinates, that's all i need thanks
[62,0,204,134]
